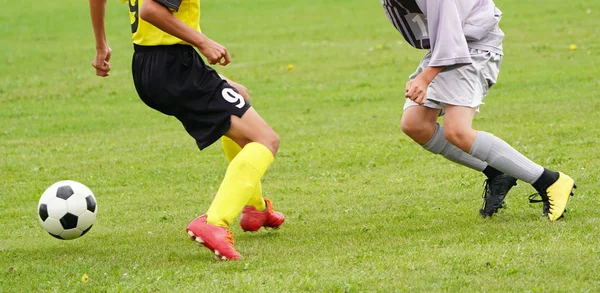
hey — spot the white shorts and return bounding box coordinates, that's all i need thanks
[404,48,502,115]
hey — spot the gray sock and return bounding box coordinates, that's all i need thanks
[470,131,543,184]
[423,124,487,172]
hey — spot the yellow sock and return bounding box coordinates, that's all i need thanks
[206,142,273,227]
[221,137,267,211]
[221,136,242,162]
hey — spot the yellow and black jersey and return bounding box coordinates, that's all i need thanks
[124,0,201,46]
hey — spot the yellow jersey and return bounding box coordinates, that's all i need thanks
[125,0,201,46]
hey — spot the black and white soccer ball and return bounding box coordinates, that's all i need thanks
[38,180,98,240]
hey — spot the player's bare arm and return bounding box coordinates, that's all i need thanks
[139,0,231,66]
[89,0,112,77]
[405,66,444,104]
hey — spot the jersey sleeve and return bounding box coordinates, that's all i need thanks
[154,0,182,12]
[420,0,471,67]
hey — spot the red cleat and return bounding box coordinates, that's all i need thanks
[186,214,240,260]
[240,198,285,232]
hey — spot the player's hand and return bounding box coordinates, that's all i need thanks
[92,47,112,77]
[405,76,428,105]
[197,36,231,66]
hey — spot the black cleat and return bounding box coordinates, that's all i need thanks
[480,174,518,218]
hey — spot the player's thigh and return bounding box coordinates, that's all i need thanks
[400,104,441,144]
[401,104,440,125]
[170,50,254,151]
[225,107,279,155]
[442,105,478,150]
[219,75,250,102]
[401,104,440,130]
[443,105,476,133]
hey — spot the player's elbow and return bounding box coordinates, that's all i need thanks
[139,0,160,23]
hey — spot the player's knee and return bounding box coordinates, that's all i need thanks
[400,118,423,139]
[443,127,469,150]
[264,131,280,155]
[252,131,278,156]
[229,81,250,102]
[236,84,250,102]
[246,126,279,155]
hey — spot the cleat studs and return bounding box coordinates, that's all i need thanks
[187,231,195,238]
[221,256,227,260]
[215,250,221,256]
[195,237,204,244]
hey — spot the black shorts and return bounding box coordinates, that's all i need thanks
[132,44,251,150]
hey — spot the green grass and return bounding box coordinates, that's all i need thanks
[2,0,600,291]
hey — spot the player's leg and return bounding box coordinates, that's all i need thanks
[221,76,250,102]
[444,105,545,185]
[401,101,516,217]
[221,135,283,230]
[401,48,507,180]
[221,109,285,232]
[178,51,282,259]
[202,108,281,226]
[218,78,269,213]
[443,105,575,221]
[411,48,519,217]
[221,136,242,162]
[187,107,282,260]
[200,75,278,226]
[400,103,440,145]
[204,109,277,226]
[401,103,506,181]
[132,46,242,259]
[219,136,267,208]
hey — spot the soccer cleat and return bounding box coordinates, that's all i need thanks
[542,172,576,222]
[186,214,240,260]
[240,198,285,232]
[479,174,517,218]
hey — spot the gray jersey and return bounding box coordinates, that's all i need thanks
[381,0,504,67]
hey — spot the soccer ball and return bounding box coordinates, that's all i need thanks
[38,180,98,240]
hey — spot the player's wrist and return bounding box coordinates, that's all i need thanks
[420,66,444,84]
[192,33,209,49]
[95,41,110,51]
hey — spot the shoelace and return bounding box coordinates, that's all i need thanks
[480,179,495,209]
[264,198,274,213]
[529,192,551,206]
[528,192,551,214]
[225,231,235,246]
[481,179,490,199]
[528,193,545,204]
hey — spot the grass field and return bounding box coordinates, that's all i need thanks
[2,0,600,291]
